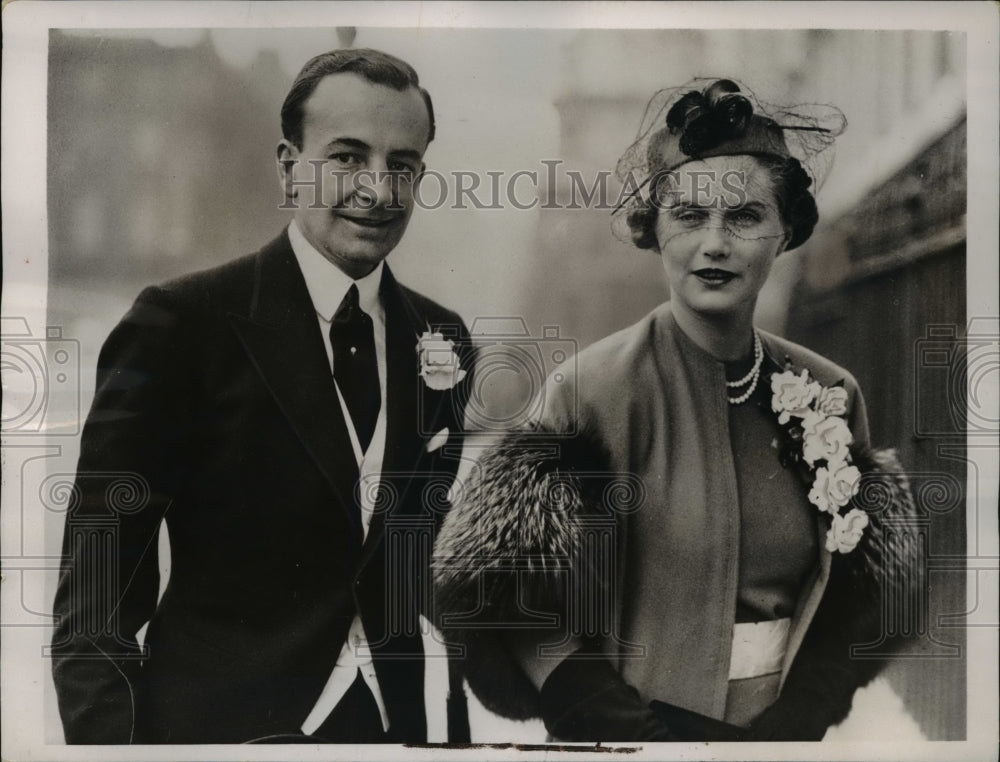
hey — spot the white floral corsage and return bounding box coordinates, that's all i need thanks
[417,330,467,390]
[770,365,865,553]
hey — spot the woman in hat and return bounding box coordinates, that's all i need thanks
[433,79,918,741]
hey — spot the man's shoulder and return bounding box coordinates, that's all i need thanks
[159,253,255,298]
[136,233,287,315]
[392,278,469,333]
[158,236,278,299]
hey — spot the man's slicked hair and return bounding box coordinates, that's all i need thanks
[281,48,435,148]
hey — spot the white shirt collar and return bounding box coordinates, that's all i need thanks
[288,219,384,321]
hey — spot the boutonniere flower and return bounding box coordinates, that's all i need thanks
[417,330,467,391]
[770,359,865,554]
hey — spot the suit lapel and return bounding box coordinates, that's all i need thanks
[228,231,364,544]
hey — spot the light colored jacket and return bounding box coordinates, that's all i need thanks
[534,303,869,718]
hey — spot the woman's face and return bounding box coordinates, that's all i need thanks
[655,154,788,322]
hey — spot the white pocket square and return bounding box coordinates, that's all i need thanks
[426,427,450,453]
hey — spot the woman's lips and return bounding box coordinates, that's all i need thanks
[692,268,737,285]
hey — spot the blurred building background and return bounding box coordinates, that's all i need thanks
[45,27,967,741]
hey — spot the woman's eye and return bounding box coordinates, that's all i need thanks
[674,210,704,223]
[731,210,761,224]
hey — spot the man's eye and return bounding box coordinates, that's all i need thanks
[388,160,417,176]
[329,153,361,167]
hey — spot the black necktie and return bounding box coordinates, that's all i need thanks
[330,284,380,453]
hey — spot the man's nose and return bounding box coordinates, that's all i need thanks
[368,167,396,208]
[350,164,396,209]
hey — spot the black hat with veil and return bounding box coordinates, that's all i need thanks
[612,78,847,250]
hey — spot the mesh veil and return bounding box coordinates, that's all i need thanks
[611,78,846,243]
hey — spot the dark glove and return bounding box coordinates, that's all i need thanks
[745,648,857,741]
[746,698,833,742]
[539,653,675,742]
[649,700,748,742]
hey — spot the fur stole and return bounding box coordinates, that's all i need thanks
[432,428,920,732]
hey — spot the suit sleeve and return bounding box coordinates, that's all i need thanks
[51,286,193,744]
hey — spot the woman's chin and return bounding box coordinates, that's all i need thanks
[677,296,752,322]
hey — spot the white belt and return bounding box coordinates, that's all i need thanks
[728,618,790,680]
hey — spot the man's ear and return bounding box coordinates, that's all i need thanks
[276,139,299,203]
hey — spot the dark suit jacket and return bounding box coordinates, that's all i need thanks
[51,230,475,744]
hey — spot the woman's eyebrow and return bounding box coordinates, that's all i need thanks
[726,200,768,210]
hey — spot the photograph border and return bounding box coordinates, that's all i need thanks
[2,2,997,761]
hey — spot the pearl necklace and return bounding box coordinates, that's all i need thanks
[727,331,763,405]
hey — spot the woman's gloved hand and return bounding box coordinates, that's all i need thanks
[745,647,857,741]
[745,697,831,741]
[649,700,748,741]
[539,653,675,742]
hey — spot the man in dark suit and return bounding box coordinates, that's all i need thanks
[51,48,475,744]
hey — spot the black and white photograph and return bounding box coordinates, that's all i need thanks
[2,2,997,760]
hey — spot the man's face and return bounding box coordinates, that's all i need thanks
[277,73,430,278]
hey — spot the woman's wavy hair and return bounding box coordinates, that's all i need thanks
[614,78,845,253]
